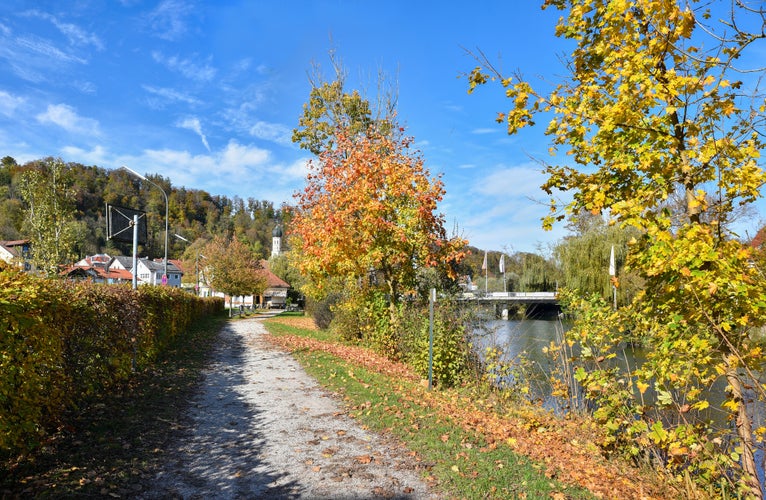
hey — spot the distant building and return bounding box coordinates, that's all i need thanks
[259,259,290,308]
[0,240,31,271]
[135,259,183,287]
[63,253,133,284]
[271,224,283,257]
[212,260,291,309]
[62,253,183,287]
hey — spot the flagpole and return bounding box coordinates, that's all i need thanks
[609,245,617,310]
[499,254,506,293]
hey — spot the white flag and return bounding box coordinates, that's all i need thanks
[609,245,616,276]
[481,251,487,271]
[499,254,505,274]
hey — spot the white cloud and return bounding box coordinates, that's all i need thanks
[61,144,110,165]
[219,82,271,131]
[218,140,271,173]
[282,157,311,181]
[35,103,100,136]
[46,139,310,209]
[71,80,97,94]
[15,34,87,65]
[142,85,201,107]
[103,140,308,204]
[439,161,567,253]
[146,0,194,41]
[0,24,86,82]
[249,121,294,146]
[177,116,211,152]
[152,51,216,81]
[472,163,546,198]
[24,10,104,50]
[0,91,25,117]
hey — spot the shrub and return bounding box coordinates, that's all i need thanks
[402,304,472,388]
[307,292,340,331]
[0,265,224,458]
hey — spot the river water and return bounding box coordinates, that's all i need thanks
[472,317,737,428]
[469,315,766,489]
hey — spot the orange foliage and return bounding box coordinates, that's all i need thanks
[290,126,467,298]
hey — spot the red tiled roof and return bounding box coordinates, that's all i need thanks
[0,240,30,247]
[95,267,133,280]
[259,260,290,288]
[169,259,186,273]
[60,264,133,281]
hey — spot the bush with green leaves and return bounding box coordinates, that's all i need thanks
[402,304,472,388]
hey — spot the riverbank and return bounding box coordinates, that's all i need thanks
[2,311,673,498]
[265,314,674,499]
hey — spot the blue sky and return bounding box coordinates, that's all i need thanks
[0,1,580,253]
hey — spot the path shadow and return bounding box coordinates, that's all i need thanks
[143,322,301,499]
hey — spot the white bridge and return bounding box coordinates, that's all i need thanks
[460,291,558,304]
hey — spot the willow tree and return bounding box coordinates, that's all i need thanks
[470,1,766,495]
[554,212,643,307]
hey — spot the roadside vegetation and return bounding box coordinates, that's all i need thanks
[0,313,228,497]
[466,2,766,497]
[265,313,670,499]
[282,9,766,492]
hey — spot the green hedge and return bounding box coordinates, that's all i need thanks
[0,265,224,457]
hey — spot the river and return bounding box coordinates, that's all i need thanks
[469,314,766,490]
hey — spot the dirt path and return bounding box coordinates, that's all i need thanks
[140,316,438,499]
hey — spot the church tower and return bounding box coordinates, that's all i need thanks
[271,224,283,257]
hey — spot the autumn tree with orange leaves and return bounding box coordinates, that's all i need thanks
[291,125,467,308]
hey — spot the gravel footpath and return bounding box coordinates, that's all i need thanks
[140,316,439,499]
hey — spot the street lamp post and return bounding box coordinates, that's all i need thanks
[121,166,168,282]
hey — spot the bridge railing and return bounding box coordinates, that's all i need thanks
[459,291,558,301]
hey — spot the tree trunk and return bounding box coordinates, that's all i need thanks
[725,357,763,499]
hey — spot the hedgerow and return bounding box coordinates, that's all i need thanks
[0,264,223,458]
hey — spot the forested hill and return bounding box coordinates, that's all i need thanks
[0,156,289,263]
[0,155,563,291]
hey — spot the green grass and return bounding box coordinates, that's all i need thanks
[265,316,338,343]
[265,316,595,499]
[0,313,229,497]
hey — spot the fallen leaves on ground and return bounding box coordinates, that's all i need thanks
[266,327,671,500]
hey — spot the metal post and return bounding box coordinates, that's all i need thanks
[428,288,435,390]
[195,253,200,296]
[121,166,168,282]
[132,214,138,290]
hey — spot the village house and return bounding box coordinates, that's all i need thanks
[61,253,183,287]
[259,259,291,308]
[0,240,32,271]
[211,260,291,309]
[62,253,133,284]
